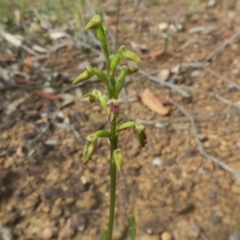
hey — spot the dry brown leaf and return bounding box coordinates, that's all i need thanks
[139,89,170,116]
[141,50,172,62]
[35,91,59,100]
[141,50,163,59]
[107,16,117,25]
[23,56,34,72]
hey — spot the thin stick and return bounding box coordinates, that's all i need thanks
[182,85,240,111]
[204,29,240,62]
[139,68,190,98]
[204,67,240,91]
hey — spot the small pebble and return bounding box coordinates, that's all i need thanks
[211,215,222,224]
[208,0,216,7]
[69,214,87,231]
[158,22,168,31]
[232,69,240,77]
[161,231,172,240]
[169,24,184,32]
[42,228,54,240]
[191,70,201,78]
[230,232,240,240]
[50,206,62,219]
[58,226,75,239]
[152,158,162,166]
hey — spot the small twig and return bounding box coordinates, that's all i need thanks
[167,97,240,181]
[204,67,240,91]
[20,44,37,56]
[134,111,234,126]
[182,86,240,111]
[139,68,190,98]
[29,122,51,147]
[214,94,240,110]
[204,29,240,62]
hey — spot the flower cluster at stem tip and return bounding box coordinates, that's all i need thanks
[72,15,147,171]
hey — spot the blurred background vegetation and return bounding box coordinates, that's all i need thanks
[0,0,104,29]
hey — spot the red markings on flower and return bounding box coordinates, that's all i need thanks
[107,101,120,112]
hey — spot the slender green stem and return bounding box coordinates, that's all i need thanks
[108,119,117,240]
[100,21,118,240]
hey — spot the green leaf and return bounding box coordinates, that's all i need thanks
[119,45,142,63]
[135,123,147,148]
[101,227,108,240]
[113,149,124,172]
[72,66,94,85]
[91,67,109,85]
[82,134,98,164]
[117,121,137,132]
[95,130,111,139]
[110,52,121,73]
[129,216,136,240]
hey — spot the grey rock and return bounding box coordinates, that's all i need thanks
[230,232,240,240]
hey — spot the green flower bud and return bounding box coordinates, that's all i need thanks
[82,134,98,164]
[85,15,103,30]
[113,149,124,172]
[115,66,128,96]
[117,121,137,132]
[91,67,109,85]
[115,66,139,96]
[119,45,142,63]
[72,66,94,85]
[96,26,107,43]
[134,123,147,148]
[110,52,121,73]
[125,66,139,76]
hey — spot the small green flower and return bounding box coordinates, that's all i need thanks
[107,99,120,122]
[82,89,108,111]
[113,149,124,172]
[85,15,103,30]
[110,52,121,73]
[97,26,107,43]
[82,134,98,164]
[135,123,147,148]
[125,66,139,76]
[72,66,94,85]
[119,45,142,63]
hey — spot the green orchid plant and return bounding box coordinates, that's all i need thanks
[72,15,147,240]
